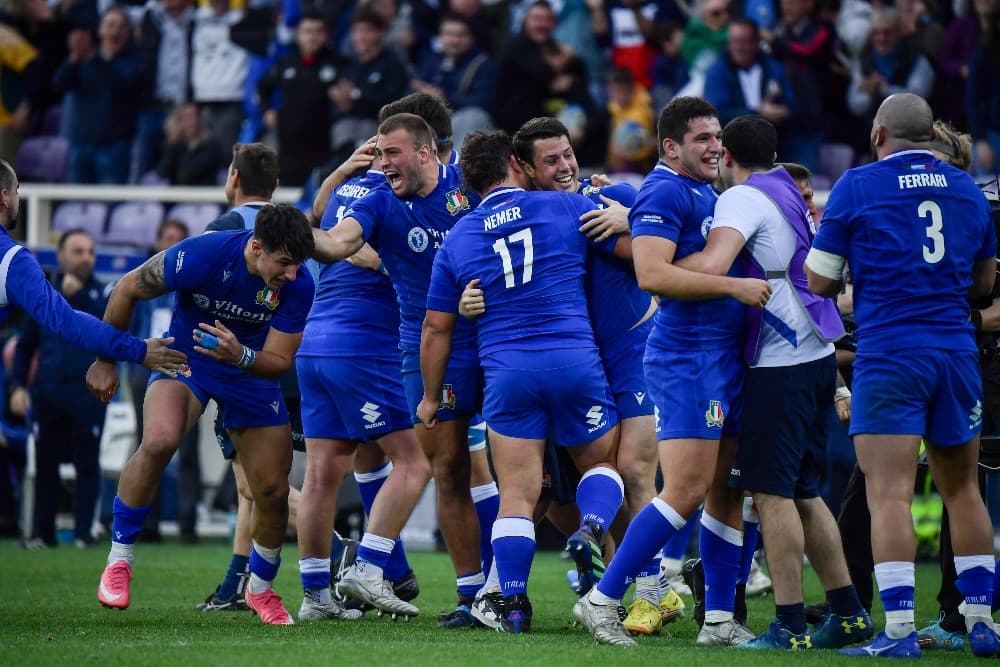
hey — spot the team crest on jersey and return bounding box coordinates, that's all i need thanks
[178,365,192,378]
[441,384,456,409]
[445,188,470,215]
[705,400,724,428]
[255,287,280,310]
[408,227,430,252]
[581,184,601,198]
[700,216,713,240]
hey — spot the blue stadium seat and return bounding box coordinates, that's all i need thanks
[51,201,109,241]
[104,201,165,248]
[15,136,70,183]
[166,202,223,236]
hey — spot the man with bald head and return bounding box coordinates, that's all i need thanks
[806,93,1000,657]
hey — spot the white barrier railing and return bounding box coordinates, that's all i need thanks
[19,183,304,248]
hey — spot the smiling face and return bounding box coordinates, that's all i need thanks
[377,127,431,198]
[524,135,579,192]
[663,115,722,183]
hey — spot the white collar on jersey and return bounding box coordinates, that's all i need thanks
[885,149,935,160]
[480,186,524,205]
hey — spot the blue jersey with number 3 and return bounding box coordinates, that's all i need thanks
[426,187,617,362]
[299,171,399,357]
[812,149,996,354]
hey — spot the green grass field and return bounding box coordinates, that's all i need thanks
[0,539,987,665]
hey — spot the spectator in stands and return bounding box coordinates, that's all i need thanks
[898,0,944,59]
[680,0,730,82]
[966,1,1000,174]
[12,0,71,135]
[258,12,342,187]
[649,19,690,110]
[53,7,144,184]
[494,1,590,134]
[0,18,41,164]
[936,0,992,127]
[191,0,249,161]
[446,0,497,55]
[587,0,686,88]
[704,18,795,151]
[157,102,223,186]
[11,229,108,548]
[605,66,656,172]
[133,0,194,183]
[128,219,201,544]
[412,14,496,145]
[762,0,834,172]
[330,8,408,164]
[846,8,934,120]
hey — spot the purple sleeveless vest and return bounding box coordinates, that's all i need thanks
[741,168,845,364]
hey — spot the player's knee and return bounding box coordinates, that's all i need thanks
[136,429,180,466]
[252,477,290,511]
[396,453,432,485]
[306,452,353,489]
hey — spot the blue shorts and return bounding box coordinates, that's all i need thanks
[401,349,481,424]
[483,349,618,446]
[214,396,304,460]
[850,349,983,446]
[730,354,836,498]
[150,367,289,432]
[600,318,654,420]
[645,345,744,440]
[297,354,411,441]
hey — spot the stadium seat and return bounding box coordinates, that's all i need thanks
[51,201,108,240]
[39,106,62,136]
[818,143,855,184]
[138,170,169,186]
[15,136,70,183]
[166,202,223,236]
[104,201,165,248]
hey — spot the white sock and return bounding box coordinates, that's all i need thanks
[589,588,618,606]
[634,575,660,605]
[108,542,134,565]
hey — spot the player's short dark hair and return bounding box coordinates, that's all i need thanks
[378,113,436,151]
[657,97,718,154]
[728,17,759,38]
[379,93,453,154]
[298,10,327,26]
[512,116,569,166]
[157,218,190,241]
[721,115,776,170]
[778,162,812,182]
[0,159,15,193]
[440,12,474,33]
[460,130,513,194]
[254,204,314,263]
[57,228,92,250]
[231,143,279,199]
[351,6,387,31]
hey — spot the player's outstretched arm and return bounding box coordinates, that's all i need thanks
[458,279,485,319]
[633,235,771,306]
[417,309,457,428]
[804,247,845,297]
[193,320,301,380]
[312,217,366,264]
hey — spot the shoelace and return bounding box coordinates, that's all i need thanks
[106,563,131,588]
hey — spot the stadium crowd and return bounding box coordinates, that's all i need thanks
[5,0,1000,189]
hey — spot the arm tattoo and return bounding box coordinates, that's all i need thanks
[135,252,170,298]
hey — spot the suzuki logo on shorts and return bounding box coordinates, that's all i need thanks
[361,402,382,424]
[586,406,606,433]
[970,400,983,429]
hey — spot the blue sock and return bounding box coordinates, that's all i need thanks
[111,496,152,545]
[357,533,395,572]
[299,557,330,592]
[874,561,915,635]
[596,498,685,600]
[777,602,807,634]
[700,512,742,621]
[457,571,486,600]
[218,554,249,601]
[472,482,500,575]
[993,559,1000,613]
[955,555,995,622]
[576,467,624,533]
[662,507,698,561]
[249,542,281,583]
[738,519,759,584]
[492,516,535,597]
[354,464,410,581]
[826,584,864,617]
